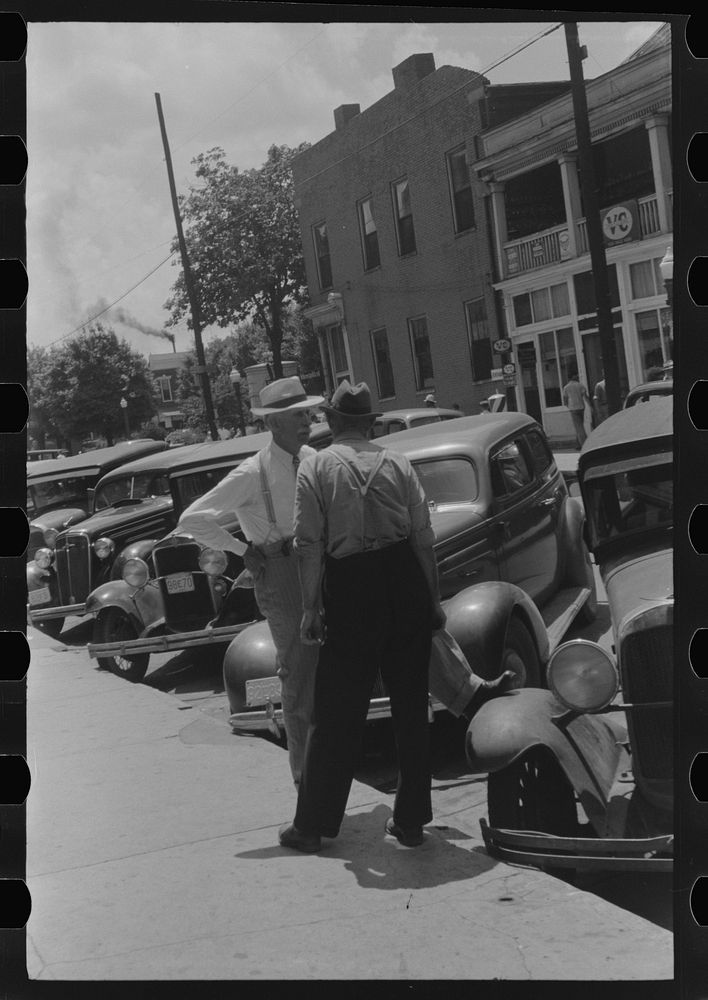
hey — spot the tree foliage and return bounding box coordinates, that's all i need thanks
[165,143,311,379]
[27,325,157,447]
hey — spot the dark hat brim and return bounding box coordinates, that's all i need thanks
[321,403,383,419]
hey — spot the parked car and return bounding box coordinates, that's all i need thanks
[222,411,597,736]
[552,450,581,498]
[27,433,271,639]
[26,440,169,561]
[467,397,673,873]
[371,406,463,438]
[84,423,334,679]
[623,378,673,409]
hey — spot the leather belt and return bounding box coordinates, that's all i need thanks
[256,538,294,557]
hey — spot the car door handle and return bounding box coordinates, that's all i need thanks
[455,566,481,578]
[539,497,557,508]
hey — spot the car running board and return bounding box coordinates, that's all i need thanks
[541,585,591,653]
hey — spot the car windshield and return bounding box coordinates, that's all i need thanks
[412,457,479,506]
[27,475,96,517]
[584,460,673,546]
[94,472,171,509]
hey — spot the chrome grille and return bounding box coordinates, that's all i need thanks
[154,542,216,630]
[54,533,92,604]
[153,542,202,576]
[621,622,672,781]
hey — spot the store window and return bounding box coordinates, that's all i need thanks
[539,327,577,408]
[573,265,620,315]
[447,146,475,233]
[629,257,667,300]
[358,197,380,271]
[392,178,417,255]
[635,308,673,379]
[370,327,395,399]
[513,282,570,327]
[313,221,333,290]
[408,315,434,390]
[465,297,494,381]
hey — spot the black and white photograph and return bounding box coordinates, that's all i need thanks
[21,12,680,984]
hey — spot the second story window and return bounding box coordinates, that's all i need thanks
[408,315,434,390]
[358,197,380,271]
[370,327,395,399]
[447,147,475,233]
[465,298,494,382]
[158,376,173,403]
[392,178,416,256]
[313,221,333,290]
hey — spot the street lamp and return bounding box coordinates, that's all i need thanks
[659,244,673,307]
[229,368,247,437]
[120,396,130,438]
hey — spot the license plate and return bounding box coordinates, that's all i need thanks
[245,676,282,707]
[165,573,195,594]
[29,586,52,607]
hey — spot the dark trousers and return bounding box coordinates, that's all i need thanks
[294,540,433,838]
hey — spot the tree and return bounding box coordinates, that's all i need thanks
[28,325,157,447]
[27,344,54,448]
[165,143,310,379]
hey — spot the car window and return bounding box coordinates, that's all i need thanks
[373,418,406,438]
[524,428,555,478]
[412,457,479,506]
[408,415,441,428]
[491,441,534,498]
[28,475,96,516]
[584,461,673,545]
[174,466,233,509]
[94,472,171,509]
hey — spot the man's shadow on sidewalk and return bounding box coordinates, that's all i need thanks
[234,802,497,891]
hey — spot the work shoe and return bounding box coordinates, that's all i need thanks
[278,823,322,853]
[463,669,516,721]
[385,817,424,847]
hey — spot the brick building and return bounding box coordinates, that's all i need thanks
[474,23,672,443]
[292,53,568,415]
[148,352,190,429]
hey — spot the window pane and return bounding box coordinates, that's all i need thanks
[629,260,656,299]
[370,327,395,398]
[409,316,434,390]
[413,457,479,505]
[635,310,664,378]
[492,441,533,497]
[313,222,332,289]
[394,179,416,254]
[525,429,554,475]
[466,298,492,381]
[448,148,475,232]
[531,288,551,322]
[550,282,570,317]
[513,293,533,327]
[330,323,348,374]
[557,327,578,388]
[359,198,380,270]
[540,330,561,407]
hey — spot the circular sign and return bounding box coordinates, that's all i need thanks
[502,363,516,376]
[602,204,634,242]
[493,339,511,353]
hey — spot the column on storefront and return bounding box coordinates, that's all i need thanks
[645,114,673,234]
[558,153,583,258]
[488,182,509,282]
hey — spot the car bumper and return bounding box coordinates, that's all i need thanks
[479,818,673,872]
[87,619,258,659]
[28,602,86,622]
[229,690,443,736]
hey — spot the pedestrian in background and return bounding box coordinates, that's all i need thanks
[424,393,437,408]
[593,376,608,426]
[278,380,445,853]
[562,369,591,449]
[177,376,324,787]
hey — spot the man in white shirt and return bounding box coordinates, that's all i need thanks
[177,376,324,786]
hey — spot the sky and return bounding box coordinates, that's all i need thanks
[26,16,665,360]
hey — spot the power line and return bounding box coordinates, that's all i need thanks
[48,251,177,347]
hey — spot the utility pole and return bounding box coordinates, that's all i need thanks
[565,23,622,416]
[155,92,219,440]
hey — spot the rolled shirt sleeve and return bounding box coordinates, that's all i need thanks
[177,463,255,557]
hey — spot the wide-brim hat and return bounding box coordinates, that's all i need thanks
[251,376,324,416]
[321,379,382,420]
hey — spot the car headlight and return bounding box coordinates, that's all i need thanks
[93,537,116,560]
[546,639,619,713]
[121,557,149,588]
[43,527,59,547]
[198,548,228,576]
[35,547,55,569]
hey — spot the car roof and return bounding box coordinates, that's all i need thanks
[26,440,168,481]
[94,432,273,483]
[376,407,461,421]
[580,395,673,466]
[376,411,536,457]
[624,379,673,400]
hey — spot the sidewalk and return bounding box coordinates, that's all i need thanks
[26,632,673,981]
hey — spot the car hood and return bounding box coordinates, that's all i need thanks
[62,496,174,538]
[430,507,485,546]
[31,507,88,532]
[603,546,673,628]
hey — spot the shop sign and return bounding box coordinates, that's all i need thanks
[502,363,516,376]
[558,228,572,259]
[506,246,520,275]
[490,367,504,381]
[493,338,511,354]
[503,374,517,386]
[601,201,638,245]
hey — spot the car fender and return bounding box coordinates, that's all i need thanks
[558,495,591,586]
[443,580,549,681]
[85,579,163,630]
[465,687,626,832]
[223,620,278,713]
[110,538,160,581]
